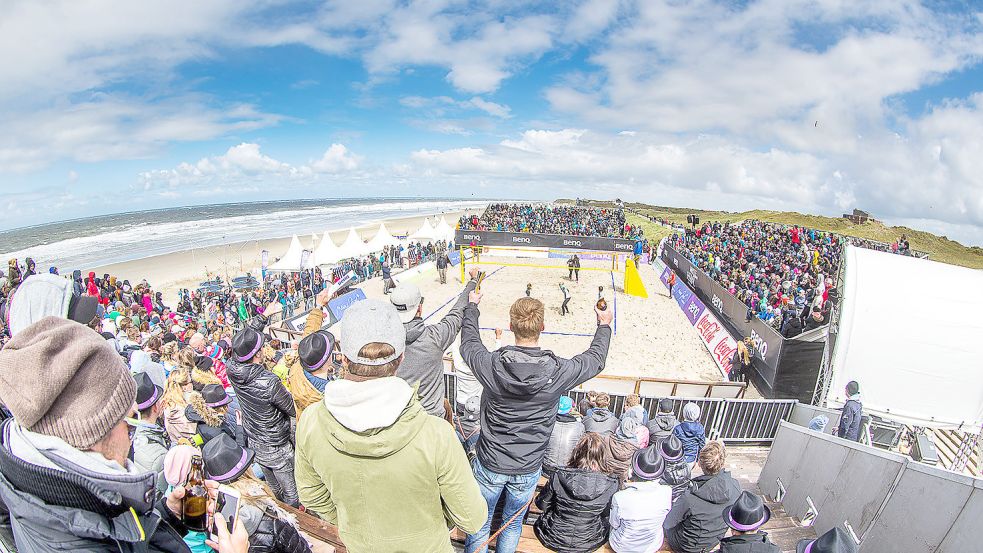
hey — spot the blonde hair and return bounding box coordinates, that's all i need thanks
[737,340,751,365]
[162,369,191,409]
[176,348,196,371]
[161,341,180,362]
[625,394,640,408]
[118,317,133,332]
[288,360,323,418]
[187,391,224,427]
[698,441,726,475]
[510,297,544,341]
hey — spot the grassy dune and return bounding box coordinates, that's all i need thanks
[556,198,983,269]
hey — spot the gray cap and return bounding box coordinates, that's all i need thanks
[390,283,423,323]
[341,299,406,365]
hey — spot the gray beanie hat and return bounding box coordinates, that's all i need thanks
[0,316,136,449]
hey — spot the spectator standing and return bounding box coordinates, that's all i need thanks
[460,292,613,553]
[437,251,451,284]
[584,392,620,436]
[228,326,299,506]
[295,299,486,553]
[837,381,863,442]
[534,433,620,553]
[542,396,585,477]
[0,317,247,553]
[663,442,742,553]
[717,491,779,552]
[390,269,478,418]
[608,446,673,553]
[674,403,707,465]
[647,399,679,444]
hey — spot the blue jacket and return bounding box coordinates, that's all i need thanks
[673,421,707,463]
[837,399,863,442]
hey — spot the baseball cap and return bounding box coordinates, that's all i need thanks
[558,396,574,415]
[341,299,406,366]
[390,283,423,324]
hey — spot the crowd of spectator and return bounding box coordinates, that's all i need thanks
[459,203,644,240]
[0,237,857,552]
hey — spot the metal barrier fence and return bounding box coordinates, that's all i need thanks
[444,373,797,443]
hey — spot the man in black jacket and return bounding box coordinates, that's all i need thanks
[717,491,779,552]
[460,291,613,553]
[228,326,299,506]
[663,441,742,553]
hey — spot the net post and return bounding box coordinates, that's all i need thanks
[460,245,466,283]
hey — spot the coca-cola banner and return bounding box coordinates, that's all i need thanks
[661,245,784,386]
[455,230,636,253]
[660,267,737,378]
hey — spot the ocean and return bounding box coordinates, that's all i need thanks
[0,198,489,270]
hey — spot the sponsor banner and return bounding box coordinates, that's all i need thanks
[456,230,635,253]
[261,250,269,269]
[447,250,462,266]
[661,245,784,385]
[547,251,650,264]
[658,266,733,377]
[328,288,367,322]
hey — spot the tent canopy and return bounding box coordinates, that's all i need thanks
[335,227,369,260]
[366,222,402,252]
[313,231,344,266]
[828,246,983,430]
[269,235,312,272]
[408,218,438,241]
[434,216,455,242]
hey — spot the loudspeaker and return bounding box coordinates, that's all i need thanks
[911,433,939,466]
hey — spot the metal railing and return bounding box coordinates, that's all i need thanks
[444,372,797,444]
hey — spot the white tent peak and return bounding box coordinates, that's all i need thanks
[313,230,341,265]
[366,222,402,252]
[409,218,438,241]
[269,235,312,272]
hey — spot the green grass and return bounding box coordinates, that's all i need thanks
[623,203,983,270]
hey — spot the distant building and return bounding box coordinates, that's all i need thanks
[843,209,875,224]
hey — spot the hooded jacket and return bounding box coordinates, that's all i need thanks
[837,397,863,442]
[226,359,295,460]
[131,420,170,494]
[674,421,707,463]
[647,412,679,443]
[543,413,585,474]
[583,408,620,436]
[717,531,781,552]
[663,470,742,553]
[460,303,612,475]
[395,280,476,417]
[533,467,619,553]
[660,458,694,502]
[294,377,486,553]
[0,419,191,552]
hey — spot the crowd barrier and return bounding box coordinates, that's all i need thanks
[443,373,796,444]
[758,421,983,551]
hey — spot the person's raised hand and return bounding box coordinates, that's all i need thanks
[205,513,250,553]
[316,287,331,307]
[468,267,479,280]
[468,290,483,305]
[595,304,614,327]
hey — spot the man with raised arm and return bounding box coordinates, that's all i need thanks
[460,286,613,553]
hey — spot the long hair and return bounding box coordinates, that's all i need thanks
[287,359,323,419]
[568,433,608,472]
[228,471,299,529]
[187,391,224,427]
[737,340,751,365]
[176,347,196,371]
[162,369,191,410]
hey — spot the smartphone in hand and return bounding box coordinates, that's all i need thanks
[209,485,242,542]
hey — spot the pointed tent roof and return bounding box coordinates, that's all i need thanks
[335,227,369,260]
[269,235,311,272]
[366,222,402,252]
[409,218,438,241]
[313,231,343,266]
[435,216,455,242]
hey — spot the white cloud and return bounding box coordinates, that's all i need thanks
[138,142,361,193]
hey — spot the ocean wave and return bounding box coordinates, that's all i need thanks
[2,199,486,270]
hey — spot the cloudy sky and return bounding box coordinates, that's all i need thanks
[2,1,983,244]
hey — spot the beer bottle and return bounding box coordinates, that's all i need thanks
[182,454,208,532]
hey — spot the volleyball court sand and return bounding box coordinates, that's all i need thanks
[360,256,723,382]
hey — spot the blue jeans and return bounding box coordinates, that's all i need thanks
[456,427,480,455]
[464,457,541,553]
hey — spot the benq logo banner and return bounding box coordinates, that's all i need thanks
[454,230,634,252]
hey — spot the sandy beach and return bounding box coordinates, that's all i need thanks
[92,209,482,303]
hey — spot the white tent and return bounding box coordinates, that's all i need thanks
[828,246,983,430]
[435,216,455,242]
[408,218,438,241]
[334,227,369,260]
[366,222,402,252]
[269,235,312,272]
[312,231,344,266]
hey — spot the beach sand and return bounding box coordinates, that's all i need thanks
[357,252,725,382]
[92,210,481,303]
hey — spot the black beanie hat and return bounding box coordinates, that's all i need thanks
[846,381,860,396]
[298,330,336,372]
[232,327,264,362]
